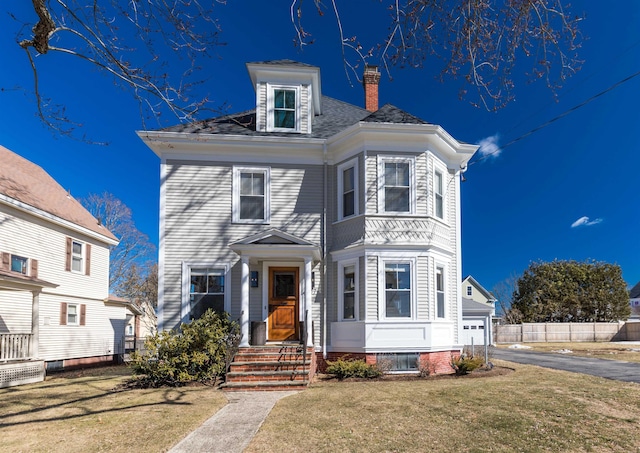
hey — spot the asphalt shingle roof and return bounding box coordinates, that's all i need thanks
[160,97,430,139]
[630,281,640,299]
[0,145,118,242]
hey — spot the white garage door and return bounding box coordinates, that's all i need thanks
[461,318,487,346]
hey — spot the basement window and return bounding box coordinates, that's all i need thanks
[377,353,419,372]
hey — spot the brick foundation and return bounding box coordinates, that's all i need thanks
[316,350,459,375]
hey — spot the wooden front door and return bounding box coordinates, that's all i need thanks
[268,267,299,341]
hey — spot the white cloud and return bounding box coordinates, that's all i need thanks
[571,216,603,228]
[477,134,501,158]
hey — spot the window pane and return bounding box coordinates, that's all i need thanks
[11,256,27,274]
[396,163,409,186]
[72,242,82,255]
[240,173,264,196]
[190,294,225,318]
[437,293,445,318]
[275,110,295,128]
[191,274,207,293]
[343,191,355,217]
[274,89,285,108]
[343,293,355,319]
[385,163,397,186]
[208,275,224,294]
[385,187,409,212]
[436,194,443,219]
[284,90,295,109]
[343,167,354,192]
[274,272,296,297]
[72,257,82,272]
[343,266,355,291]
[386,290,410,317]
[240,195,265,219]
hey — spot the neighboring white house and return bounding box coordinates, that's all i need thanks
[0,145,129,388]
[461,275,496,347]
[630,281,640,319]
[139,60,478,378]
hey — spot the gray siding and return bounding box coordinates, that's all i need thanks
[162,159,323,330]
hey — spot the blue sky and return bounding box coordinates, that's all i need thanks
[1,2,639,295]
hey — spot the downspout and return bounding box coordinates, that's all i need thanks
[322,143,328,359]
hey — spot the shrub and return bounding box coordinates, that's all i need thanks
[326,358,382,379]
[130,309,240,387]
[418,357,437,377]
[450,353,484,376]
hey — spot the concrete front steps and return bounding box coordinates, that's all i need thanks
[221,344,315,392]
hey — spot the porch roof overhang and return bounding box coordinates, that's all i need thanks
[0,269,58,292]
[229,228,321,262]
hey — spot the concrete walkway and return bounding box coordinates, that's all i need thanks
[491,347,640,383]
[168,391,298,453]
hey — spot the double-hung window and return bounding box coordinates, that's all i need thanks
[378,156,415,214]
[189,267,226,319]
[339,260,358,320]
[71,241,83,272]
[436,266,446,318]
[273,89,296,129]
[11,255,28,274]
[233,167,270,224]
[337,159,358,219]
[434,170,444,219]
[384,262,412,318]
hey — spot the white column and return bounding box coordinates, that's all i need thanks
[304,257,313,347]
[31,290,40,358]
[240,257,250,347]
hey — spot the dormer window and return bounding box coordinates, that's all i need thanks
[274,89,296,129]
[267,85,301,132]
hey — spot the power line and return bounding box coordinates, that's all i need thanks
[470,68,640,166]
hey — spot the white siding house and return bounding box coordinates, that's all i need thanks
[0,145,128,388]
[139,60,478,380]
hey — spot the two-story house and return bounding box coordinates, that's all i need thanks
[461,275,496,347]
[139,60,477,387]
[0,146,132,388]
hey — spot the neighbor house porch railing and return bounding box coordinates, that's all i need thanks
[0,334,33,361]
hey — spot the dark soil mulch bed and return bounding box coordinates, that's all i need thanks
[314,366,514,383]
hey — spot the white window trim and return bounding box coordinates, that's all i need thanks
[337,158,359,220]
[377,155,416,214]
[379,257,417,320]
[436,265,447,319]
[433,167,446,221]
[267,84,301,132]
[67,303,80,326]
[71,240,84,274]
[232,166,271,224]
[181,261,231,323]
[338,259,359,321]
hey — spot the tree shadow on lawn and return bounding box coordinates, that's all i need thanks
[0,367,206,428]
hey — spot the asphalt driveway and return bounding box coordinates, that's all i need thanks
[491,347,640,383]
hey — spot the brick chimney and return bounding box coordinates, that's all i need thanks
[363,65,380,112]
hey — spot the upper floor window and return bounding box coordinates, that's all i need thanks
[66,238,90,275]
[384,262,412,318]
[233,167,270,224]
[337,159,358,220]
[11,255,28,274]
[72,241,83,272]
[338,260,358,321]
[436,266,446,318]
[434,170,444,219]
[467,285,473,296]
[378,156,415,214]
[274,89,296,129]
[267,85,300,132]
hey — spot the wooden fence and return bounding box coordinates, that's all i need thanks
[494,321,640,343]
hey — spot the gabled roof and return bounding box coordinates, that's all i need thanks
[462,297,495,316]
[363,104,429,124]
[463,275,497,302]
[0,146,117,243]
[630,281,640,298]
[229,228,321,261]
